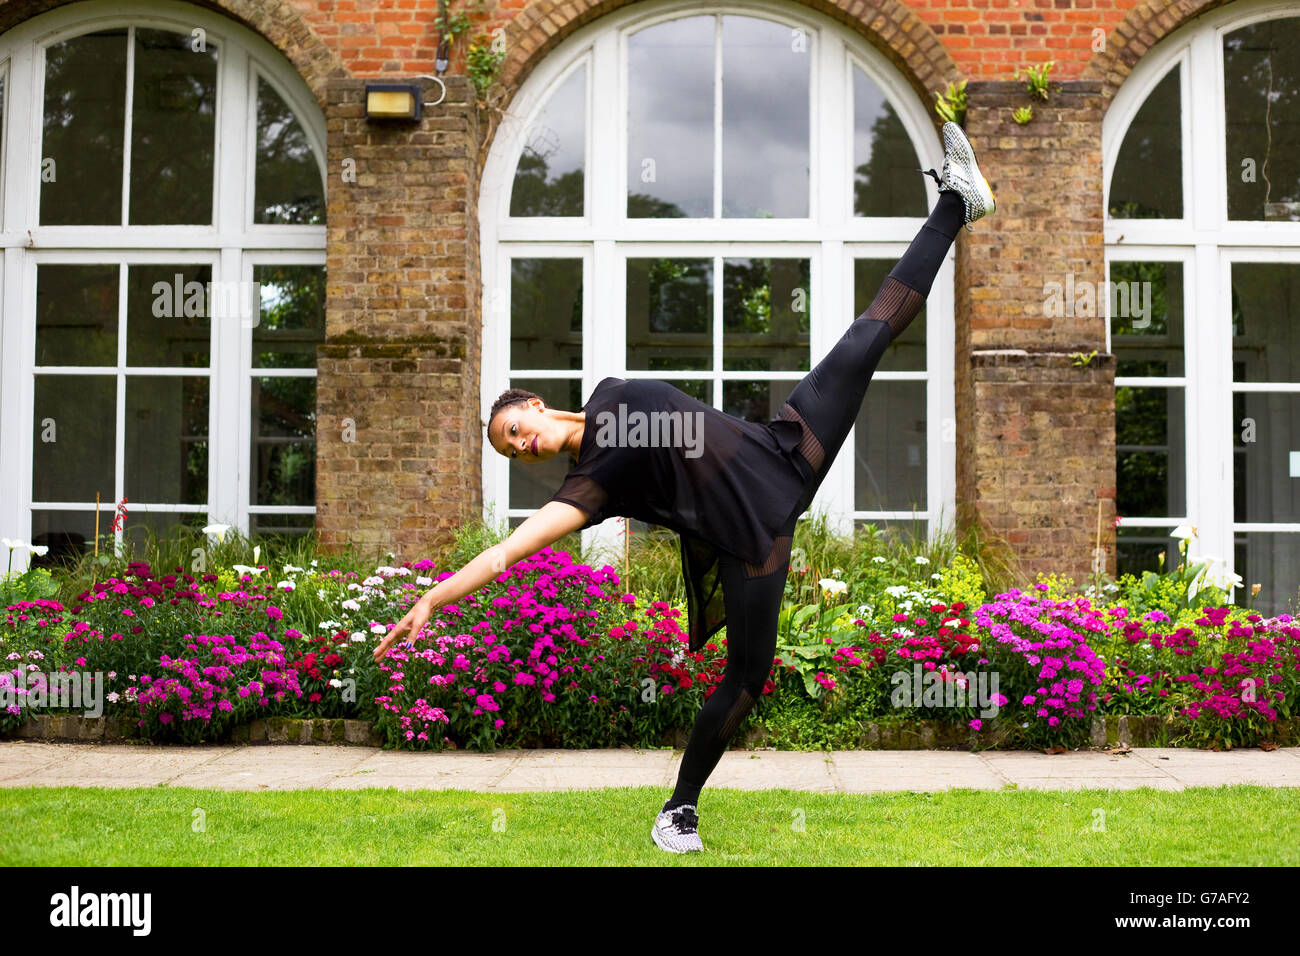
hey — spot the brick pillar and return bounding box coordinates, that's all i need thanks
[954,80,1117,582]
[316,76,483,561]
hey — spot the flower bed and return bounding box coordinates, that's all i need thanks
[2,549,1297,751]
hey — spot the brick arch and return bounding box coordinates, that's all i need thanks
[0,0,347,106]
[1082,0,1241,102]
[493,0,960,129]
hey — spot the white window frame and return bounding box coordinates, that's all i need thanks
[1103,0,1300,597]
[0,0,327,554]
[479,0,954,562]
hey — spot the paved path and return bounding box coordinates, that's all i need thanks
[2,741,1299,793]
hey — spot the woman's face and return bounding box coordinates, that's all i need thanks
[489,398,558,462]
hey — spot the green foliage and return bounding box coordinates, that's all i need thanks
[1016,61,1055,101]
[467,34,506,99]
[1012,105,1034,125]
[934,79,967,125]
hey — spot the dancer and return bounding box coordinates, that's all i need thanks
[374,122,996,853]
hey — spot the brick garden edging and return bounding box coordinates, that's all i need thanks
[7,714,1298,748]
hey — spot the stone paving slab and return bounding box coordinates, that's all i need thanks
[2,741,1299,793]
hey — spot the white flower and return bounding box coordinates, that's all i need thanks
[0,539,48,557]
[931,572,942,580]
[362,576,385,588]
[885,585,908,598]
[1170,524,1197,540]
[328,678,342,688]
[107,692,120,703]
[319,620,341,630]
[253,545,261,565]
[818,578,847,595]
[277,581,295,591]
[914,556,930,565]
[369,622,387,634]
[203,523,231,543]
[350,632,367,643]
[231,564,263,577]
[341,599,361,612]
[416,576,433,586]
[283,564,303,574]
[310,559,318,567]
[872,556,887,564]
[317,589,327,599]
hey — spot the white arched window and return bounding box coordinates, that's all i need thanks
[1105,0,1300,615]
[479,0,955,557]
[0,2,327,561]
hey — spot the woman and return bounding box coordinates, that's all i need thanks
[373,122,996,853]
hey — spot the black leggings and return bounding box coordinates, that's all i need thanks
[664,190,966,811]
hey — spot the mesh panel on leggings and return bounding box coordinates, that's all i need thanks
[718,686,757,742]
[864,275,927,340]
[744,534,793,580]
[776,404,825,473]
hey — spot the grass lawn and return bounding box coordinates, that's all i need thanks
[2,784,1297,866]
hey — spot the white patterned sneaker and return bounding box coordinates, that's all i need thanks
[651,804,703,853]
[920,121,996,231]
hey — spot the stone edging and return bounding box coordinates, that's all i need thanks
[6,714,1297,748]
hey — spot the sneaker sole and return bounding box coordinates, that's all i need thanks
[651,822,701,853]
[941,122,996,219]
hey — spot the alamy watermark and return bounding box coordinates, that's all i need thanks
[1,669,104,717]
[890,663,1002,719]
[152,273,261,327]
[593,403,704,459]
[1043,273,1151,328]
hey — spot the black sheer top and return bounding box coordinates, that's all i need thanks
[549,377,811,653]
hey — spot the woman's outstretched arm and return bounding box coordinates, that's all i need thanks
[372,500,590,661]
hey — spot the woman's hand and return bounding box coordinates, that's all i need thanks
[373,593,437,662]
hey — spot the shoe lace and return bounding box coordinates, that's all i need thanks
[672,806,699,834]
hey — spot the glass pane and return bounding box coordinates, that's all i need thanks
[254,77,323,224]
[1117,526,1183,579]
[1233,391,1300,524]
[121,510,209,553]
[249,512,315,539]
[30,509,116,569]
[855,380,926,511]
[853,517,927,546]
[511,258,582,370]
[127,264,211,367]
[661,378,711,405]
[1224,20,1300,221]
[722,258,809,372]
[507,378,583,511]
[510,63,585,216]
[1110,261,1184,376]
[854,259,925,372]
[1116,385,1186,518]
[723,378,794,423]
[721,16,808,218]
[626,258,712,370]
[853,69,926,217]
[36,264,118,366]
[1109,64,1182,219]
[129,29,217,225]
[1234,532,1300,617]
[253,265,325,369]
[627,16,713,218]
[250,376,316,506]
[40,30,128,225]
[1231,263,1300,382]
[32,375,115,502]
[125,376,208,504]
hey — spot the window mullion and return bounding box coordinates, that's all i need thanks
[114,261,127,549]
[120,27,135,227]
[713,14,721,221]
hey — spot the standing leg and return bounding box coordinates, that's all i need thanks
[656,545,789,828]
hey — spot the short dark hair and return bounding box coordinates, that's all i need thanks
[487,388,543,440]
